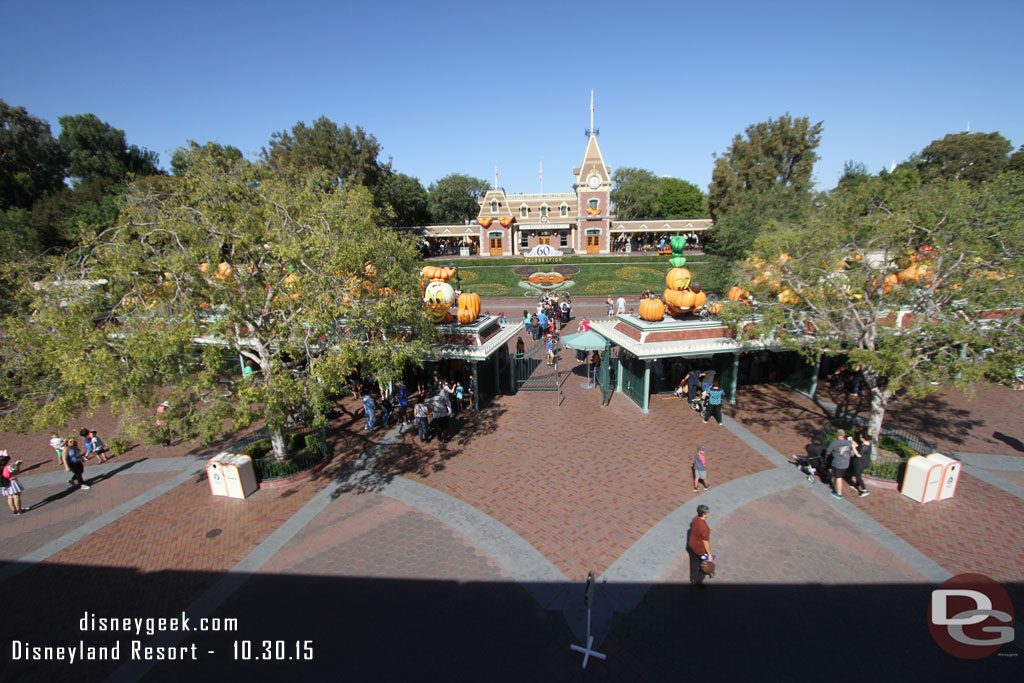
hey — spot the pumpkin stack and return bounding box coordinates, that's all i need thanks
[457,292,481,324]
[421,265,457,323]
[657,236,707,319]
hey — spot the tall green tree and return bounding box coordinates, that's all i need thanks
[657,177,705,218]
[381,172,430,227]
[610,167,660,219]
[57,113,160,184]
[427,173,489,224]
[261,117,393,200]
[917,131,1013,185]
[728,174,1024,446]
[0,100,67,210]
[707,114,823,221]
[171,140,243,176]
[0,154,437,460]
[705,185,811,262]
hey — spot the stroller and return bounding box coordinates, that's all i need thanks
[795,443,828,483]
[690,390,709,420]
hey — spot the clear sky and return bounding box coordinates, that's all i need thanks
[3,0,1022,195]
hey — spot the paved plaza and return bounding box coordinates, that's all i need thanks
[1,311,1022,681]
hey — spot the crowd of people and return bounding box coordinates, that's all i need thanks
[358,373,473,444]
[523,292,572,341]
[2,428,109,518]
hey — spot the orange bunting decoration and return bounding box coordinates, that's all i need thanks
[498,217,513,227]
[478,218,493,227]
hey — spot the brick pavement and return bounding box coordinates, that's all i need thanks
[0,472,178,568]
[1,370,1022,680]
[375,367,773,581]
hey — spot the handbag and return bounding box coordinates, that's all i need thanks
[700,559,716,578]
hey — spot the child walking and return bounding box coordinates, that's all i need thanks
[693,445,710,492]
[1,450,27,515]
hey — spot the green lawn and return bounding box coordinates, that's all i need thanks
[425,255,734,297]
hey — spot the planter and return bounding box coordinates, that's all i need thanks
[226,428,327,483]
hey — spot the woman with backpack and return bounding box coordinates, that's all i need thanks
[1,451,27,515]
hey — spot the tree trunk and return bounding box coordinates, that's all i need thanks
[269,427,287,461]
[862,369,890,450]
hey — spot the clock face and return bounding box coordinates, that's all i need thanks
[587,174,601,189]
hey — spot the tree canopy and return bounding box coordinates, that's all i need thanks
[58,113,160,184]
[0,99,67,210]
[657,177,706,218]
[261,117,393,201]
[170,140,243,176]
[427,173,490,224]
[381,172,430,227]
[0,154,437,459]
[916,131,1013,186]
[707,114,823,221]
[727,173,1024,444]
[610,167,660,219]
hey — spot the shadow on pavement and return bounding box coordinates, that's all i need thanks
[2,561,1019,682]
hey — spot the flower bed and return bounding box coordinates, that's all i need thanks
[226,428,326,482]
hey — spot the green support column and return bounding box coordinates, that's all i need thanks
[616,358,624,393]
[728,353,739,405]
[473,361,481,414]
[642,360,651,413]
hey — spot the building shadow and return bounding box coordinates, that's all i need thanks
[2,561,1019,682]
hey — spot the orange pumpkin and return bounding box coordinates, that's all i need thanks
[692,291,707,308]
[639,297,665,322]
[705,301,722,315]
[728,286,750,302]
[664,288,697,315]
[665,267,692,291]
[778,288,800,304]
[460,292,481,317]
[457,306,476,324]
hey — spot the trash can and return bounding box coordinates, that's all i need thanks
[926,452,962,501]
[901,455,943,504]
[206,453,259,499]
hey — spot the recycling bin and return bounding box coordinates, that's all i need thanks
[901,455,943,504]
[926,452,962,501]
[206,453,259,499]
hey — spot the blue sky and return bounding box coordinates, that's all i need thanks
[3,0,1022,195]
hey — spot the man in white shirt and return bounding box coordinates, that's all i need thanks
[616,296,626,314]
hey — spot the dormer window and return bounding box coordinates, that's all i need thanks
[491,200,499,213]
[520,205,528,218]
[540,205,548,218]
[560,204,568,217]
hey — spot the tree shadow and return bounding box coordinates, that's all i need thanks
[733,385,831,442]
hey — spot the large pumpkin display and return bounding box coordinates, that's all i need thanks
[665,267,692,291]
[639,297,665,322]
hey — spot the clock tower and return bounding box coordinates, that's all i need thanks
[574,131,611,254]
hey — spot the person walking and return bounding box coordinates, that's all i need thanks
[1,451,27,515]
[394,383,410,425]
[685,368,701,409]
[362,391,376,431]
[687,504,712,587]
[850,433,872,497]
[826,429,854,499]
[704,382,725,426]
[606,296,614,316]
[64,438,90,490]
[693,445,710,491]
[414,397,429,442]
[616,296,626,314]
[701,368,716,394]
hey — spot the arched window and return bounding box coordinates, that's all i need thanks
[589,199,599,211]
[491,200,498,213]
